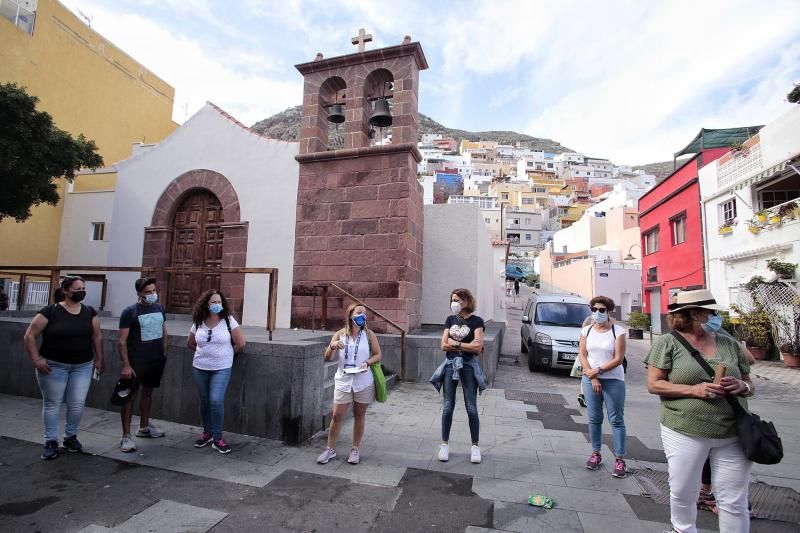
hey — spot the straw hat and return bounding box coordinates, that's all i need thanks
[667,289,726,313]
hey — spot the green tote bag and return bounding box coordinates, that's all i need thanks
[371,363,387,403]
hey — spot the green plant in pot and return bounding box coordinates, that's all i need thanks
[627,310,650,340]
[730,303,771,360]
[778,201,798,220]
[775,314,800,368]
[767,258,797,280]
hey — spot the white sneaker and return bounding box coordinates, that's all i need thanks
[136,424,165,438]
[470,445,482,464]
[120,434,136,453]
[438,443,449,462]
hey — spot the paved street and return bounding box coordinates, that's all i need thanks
[1,285,799,532]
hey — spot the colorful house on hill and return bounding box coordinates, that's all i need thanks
[638,126,762,333]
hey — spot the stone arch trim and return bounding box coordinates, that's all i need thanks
[151,169,241,227]
[143,169,248,318]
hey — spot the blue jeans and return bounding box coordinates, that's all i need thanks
[192,366,232,441]
[582,376,626,457]
[36,360,94,442]
[441,363,480,444]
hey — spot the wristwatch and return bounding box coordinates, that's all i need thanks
[742,381,752,395]
[597,368,605,375]
[456,341,462,348]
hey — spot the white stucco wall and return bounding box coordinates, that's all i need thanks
[58,191,115,266]
[422,204,501,325]
[104,104,299,327]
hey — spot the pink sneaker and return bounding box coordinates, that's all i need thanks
[586,452,602,470]
[347,447,360,464]
[317,447,336,464]
[612,458,627,478]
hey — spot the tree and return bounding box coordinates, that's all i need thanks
[788,82,800,104]
[0,83,103,222]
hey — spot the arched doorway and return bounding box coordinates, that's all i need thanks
[168,190,224,313]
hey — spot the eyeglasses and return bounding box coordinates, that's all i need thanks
[591,307,607,312]
[206,329,213,343]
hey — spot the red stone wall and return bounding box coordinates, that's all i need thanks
[291,42,428,333]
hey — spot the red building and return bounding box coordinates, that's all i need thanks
[638,127,761,333]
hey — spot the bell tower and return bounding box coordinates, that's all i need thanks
[291,34,428,332]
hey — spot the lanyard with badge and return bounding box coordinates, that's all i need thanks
[343,330,363,369]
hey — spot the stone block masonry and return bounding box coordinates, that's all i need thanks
[291,41,429,333]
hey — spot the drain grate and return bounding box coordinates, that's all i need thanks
[504,390,566,405]
[631,468,800,524]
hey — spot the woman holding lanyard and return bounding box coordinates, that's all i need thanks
[318,303,382,465]
[577,296,628,478]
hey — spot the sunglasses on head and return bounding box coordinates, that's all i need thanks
[591,307,607,312]
[206,329,213,343]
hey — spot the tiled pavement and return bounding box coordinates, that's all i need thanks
[1,287,798,532]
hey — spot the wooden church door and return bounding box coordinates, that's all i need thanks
[168,190,224,314]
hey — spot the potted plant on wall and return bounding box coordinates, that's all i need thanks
[748,220,761,234]
[778,200,798,221]
[718,220,733,235]
[767,258,797,280]
[756,210,768,223]
[775,314,800,368]
[626,311,650,340]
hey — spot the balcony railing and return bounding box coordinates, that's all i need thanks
[717,137,763,189]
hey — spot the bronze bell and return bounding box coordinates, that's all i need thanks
[369,98,392,128]
[327,104,345,124]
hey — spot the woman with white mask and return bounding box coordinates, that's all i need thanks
[577,296,628,478]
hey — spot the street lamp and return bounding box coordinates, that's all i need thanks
[624,243,641,261]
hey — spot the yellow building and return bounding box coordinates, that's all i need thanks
[459,139,479,154]
[0,0,177,265]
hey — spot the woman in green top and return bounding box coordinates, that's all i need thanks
[644,290,753,533]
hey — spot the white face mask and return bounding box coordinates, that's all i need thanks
[450,301,462,314]
[592,310,608,323]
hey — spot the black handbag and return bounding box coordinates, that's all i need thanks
[670,331,783,465]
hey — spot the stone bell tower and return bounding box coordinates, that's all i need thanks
[290,33,428,332]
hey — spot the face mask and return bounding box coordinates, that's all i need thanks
[701,313,723,334]
[592,310,608,323]
[450,301,462,314]
[69,290,86,303]
[144,293,158,305]
[352,314,366,328]
[209,303,223,314]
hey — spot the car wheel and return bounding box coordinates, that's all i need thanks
[521,338,528,353]
[527,353,543,373]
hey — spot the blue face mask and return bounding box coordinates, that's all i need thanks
[592,310,608,323]
[702,313,723,334]
[209,303,223,315]
[144,293,158,305]
[352,314,366,328]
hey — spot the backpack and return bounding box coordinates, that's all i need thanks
[586,324,627,373]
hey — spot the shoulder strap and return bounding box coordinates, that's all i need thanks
[670,331,714,378]
[225,315,234,346]
[612,325,616,339]
[586,324,592,338]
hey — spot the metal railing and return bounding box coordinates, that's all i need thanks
[311,282,408,381]
[0,265,279,339]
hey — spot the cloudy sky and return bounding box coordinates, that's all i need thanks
[62,0,800,165]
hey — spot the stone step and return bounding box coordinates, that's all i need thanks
[78,500,228,533]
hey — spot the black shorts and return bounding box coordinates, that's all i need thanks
[131,357,166,389]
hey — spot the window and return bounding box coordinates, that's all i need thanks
[671,215,686,245]
[522,198,533,205]
[719,198,737,224]
[647,267,658,283]
[0,2,36,35]
[501,192,509,200]
[512,218,520,225]
[525,234,532,240]
[484,217,491,224]
[525,218,531,224]
[760,189,800,210]
[91,222,105,241]
[644,228,659,254]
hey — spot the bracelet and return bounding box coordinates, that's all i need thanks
[742,381,752,396]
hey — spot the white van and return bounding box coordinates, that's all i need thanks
[520,293,591,372]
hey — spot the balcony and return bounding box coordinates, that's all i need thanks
[747,199,800,235]
[717,136,763,189]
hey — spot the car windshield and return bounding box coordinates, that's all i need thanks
[534,302,591,327]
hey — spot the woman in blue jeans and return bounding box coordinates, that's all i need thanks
[437,288,485,464]
[23,276,105,460]
[187,290,246,454]
[577,295,628,478]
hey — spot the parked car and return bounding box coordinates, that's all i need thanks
[520,293,591,372]
[505,264,533,281]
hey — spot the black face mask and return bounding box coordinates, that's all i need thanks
[69,290,86,303]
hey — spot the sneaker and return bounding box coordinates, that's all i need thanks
[212,439,231,454]
[697,489,716,507]
[612,458,627,478]
[586,452,602,470]
[317,447,336,464]
[437,443,449,462]
[470,445,482,464]
[577,394,587,408]
[41,440,59,460]
[120,434,136,453]
[136,424,165,438]
[62,435,83,453]
[347,447,361,465]
[194,432,213,448]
